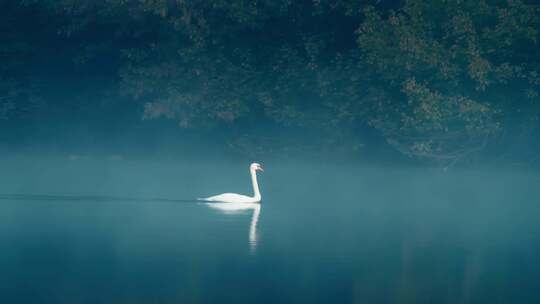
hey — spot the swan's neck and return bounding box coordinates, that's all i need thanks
[250,168,261,202]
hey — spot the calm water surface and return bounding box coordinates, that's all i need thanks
[0,159,539,303]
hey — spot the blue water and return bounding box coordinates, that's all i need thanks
[0,158,539,303]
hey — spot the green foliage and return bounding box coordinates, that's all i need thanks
[110,0,367,132]
[2,0,539,162]
[357,0,540,162]
[0,2,44,120]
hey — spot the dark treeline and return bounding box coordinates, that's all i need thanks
[1,0,540,166]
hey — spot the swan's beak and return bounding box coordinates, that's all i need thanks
[259,166,264,172]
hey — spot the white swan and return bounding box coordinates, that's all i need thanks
[199,163,263,203]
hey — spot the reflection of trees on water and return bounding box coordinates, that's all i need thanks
[350,220,490,303]
[395,228,485,303]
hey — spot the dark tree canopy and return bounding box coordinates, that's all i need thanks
[2,0,539,164]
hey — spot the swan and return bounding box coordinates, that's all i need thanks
[199,163,263,203]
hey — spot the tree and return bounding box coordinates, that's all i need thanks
[356,0,540,164]
[0,2,37,119]
[4,0,539,162]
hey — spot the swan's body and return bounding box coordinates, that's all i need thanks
[203,193,258,204]
[200,163,263,204]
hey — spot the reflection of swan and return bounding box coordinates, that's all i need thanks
[199,163,263,203]
[248,204,261,250]
[206,202,261,252]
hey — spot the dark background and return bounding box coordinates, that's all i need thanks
[1,0,539,166]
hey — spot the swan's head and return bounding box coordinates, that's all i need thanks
[250,162,264,172]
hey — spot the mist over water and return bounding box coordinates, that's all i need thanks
[0,67,538,302]
[2,1,540,303]
[1,154,539,303]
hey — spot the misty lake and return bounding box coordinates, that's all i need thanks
[0,158,539,303]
